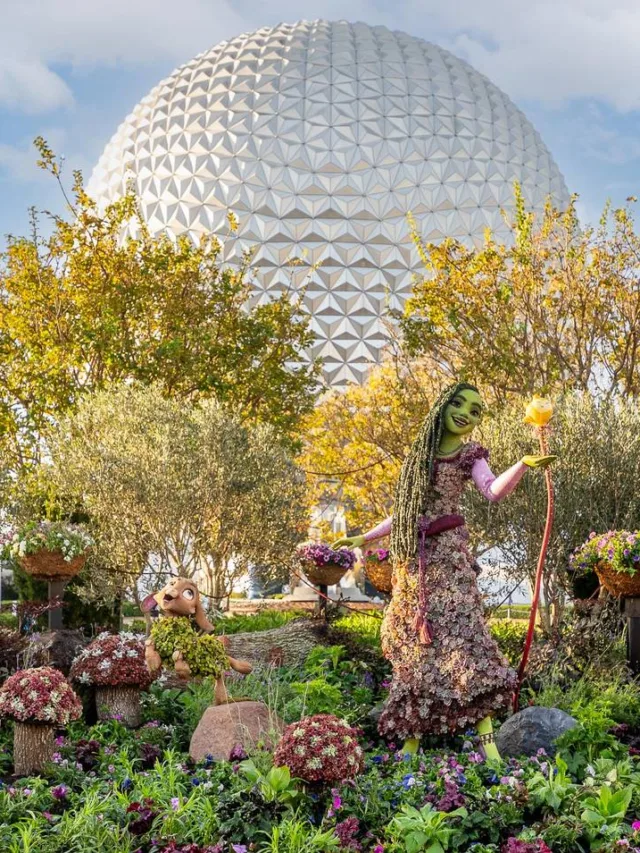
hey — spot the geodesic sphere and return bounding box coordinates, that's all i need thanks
[89,19,569,385]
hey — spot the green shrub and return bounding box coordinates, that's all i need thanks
[0,611,18,630]
[215,610,304,635]
[489,619,531,667]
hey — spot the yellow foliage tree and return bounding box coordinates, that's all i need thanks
[299,356,441,532]
[402,187,640,403]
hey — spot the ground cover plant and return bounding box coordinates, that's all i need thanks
[1,615,640,852]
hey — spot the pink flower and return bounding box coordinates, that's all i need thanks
[632,821,640,832]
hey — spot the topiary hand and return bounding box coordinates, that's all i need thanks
[521,455,557,469]
[331,535,365,549]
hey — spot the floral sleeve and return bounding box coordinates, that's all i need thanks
[457,442,490,477]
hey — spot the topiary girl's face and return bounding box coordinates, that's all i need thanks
[442,389,484,437]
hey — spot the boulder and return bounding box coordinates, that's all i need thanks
[25,630,87,675]
[189,700,283,761]
[496,706,577,758]
[368,702,384,725]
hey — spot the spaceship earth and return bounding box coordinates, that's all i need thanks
[89,19,570,385]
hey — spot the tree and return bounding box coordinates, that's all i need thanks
[299,355,441,532]
[401,188,640,404]
[48,384,307,605]
[466,392,640,633]
[0,138,319,482]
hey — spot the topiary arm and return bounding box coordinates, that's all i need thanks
[471,457,527,502]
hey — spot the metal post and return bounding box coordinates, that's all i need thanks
[316,583,328,620]
[623,597,640,674]
[48,580,66,631]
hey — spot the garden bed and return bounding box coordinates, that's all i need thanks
[1,615,639,852]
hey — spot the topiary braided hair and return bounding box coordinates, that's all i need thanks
[390,381,480,562]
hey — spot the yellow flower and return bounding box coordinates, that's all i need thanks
[524,395,553,427]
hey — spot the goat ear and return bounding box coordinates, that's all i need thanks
[194,599,215,633]
[141,593,160,613]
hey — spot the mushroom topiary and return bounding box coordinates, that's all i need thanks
[273,714,364,784]
[70,632,154,727]
[0,666,82,775]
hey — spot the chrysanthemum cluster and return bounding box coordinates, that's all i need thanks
[0,666,82,725]
[70,633,154,688]
[296,543,356,571]
[571,530,640,577]
[274,714,364,784]
[150,617,228,678]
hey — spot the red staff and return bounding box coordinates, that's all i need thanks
[513,395,555,712]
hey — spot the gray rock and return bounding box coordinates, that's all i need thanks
[25,630,87,675]
[369,702,384,724]
[496,706,577,758]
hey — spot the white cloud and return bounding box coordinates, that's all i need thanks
[2,0,640,113]
[0,129,68,183]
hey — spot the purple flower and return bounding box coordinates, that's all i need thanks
[633,821,640,832]
[51,784,69,800]
[229,743,248,761]
[232,846,248,853]
[170,797,180,811]
[334,817,361,851]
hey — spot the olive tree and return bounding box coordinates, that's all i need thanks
[49,384,307,606]
[467,392,640,632]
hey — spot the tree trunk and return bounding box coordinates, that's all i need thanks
[96,686,142,727]
[224,618,331,668]
[13,723,55,776]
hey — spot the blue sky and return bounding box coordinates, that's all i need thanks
[2,0,640,238]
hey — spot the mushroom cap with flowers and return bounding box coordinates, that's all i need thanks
[70,632,155,688]
[0,666,82,725]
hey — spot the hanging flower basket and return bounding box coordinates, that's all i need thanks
[303,562,347,587]
[595,562,640,598]
[296,543,356,588]
[363,548,393,594]
[571,530,640,598]
[20,551,86,581]
[3,521,93,582]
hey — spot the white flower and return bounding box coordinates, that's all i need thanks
[306,758,322,770]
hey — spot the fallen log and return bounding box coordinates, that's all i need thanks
[223,618,330,668]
